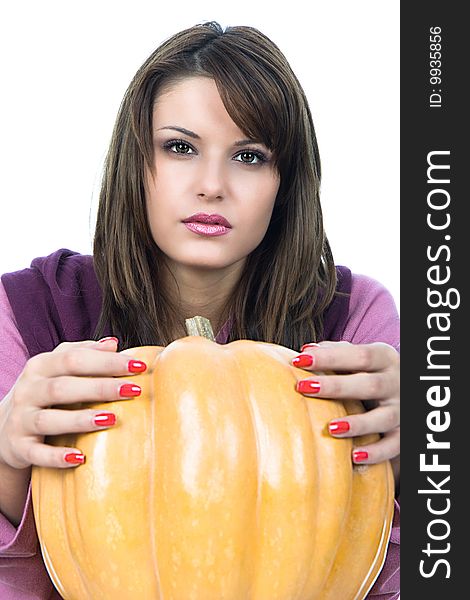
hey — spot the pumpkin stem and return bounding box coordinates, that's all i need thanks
[185,316,216,341]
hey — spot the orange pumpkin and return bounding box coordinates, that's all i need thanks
[31,321,394,599]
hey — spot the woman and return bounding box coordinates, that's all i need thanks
[0,22,399,598]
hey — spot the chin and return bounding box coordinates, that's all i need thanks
[184,259,230,271]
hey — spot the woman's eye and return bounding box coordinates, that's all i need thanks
[234,151,266,164]
[164,140,194,154]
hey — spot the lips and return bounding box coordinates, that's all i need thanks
[182,213,232,228]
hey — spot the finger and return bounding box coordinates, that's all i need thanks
[351,428,400,464]
[24,346,147,379]
[34,376,142,408]
[328,406,400,438]
[295,372,398,401]
[26,407,118,436]
[54,338,119,352]
[25,442,87,468]
[96,336,119,347]
[54,339,107,352]
[293,342,399,373]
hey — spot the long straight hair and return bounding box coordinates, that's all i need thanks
[93,22,337,350]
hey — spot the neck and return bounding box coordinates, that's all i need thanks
[162,259,244,336]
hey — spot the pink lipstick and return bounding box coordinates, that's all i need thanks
[182,213,232,237]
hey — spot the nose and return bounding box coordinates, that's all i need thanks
[196,157,226,201]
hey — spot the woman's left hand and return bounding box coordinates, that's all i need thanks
[292,341,400,470]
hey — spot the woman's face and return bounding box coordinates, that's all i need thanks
[146,77,280,277]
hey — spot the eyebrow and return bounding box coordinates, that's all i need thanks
[157,125,263,147]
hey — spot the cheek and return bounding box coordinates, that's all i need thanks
[252,176,279,224]
[241,181,279,245]
[146,162,181,212]
[145,176,172,244]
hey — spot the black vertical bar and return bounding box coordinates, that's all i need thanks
[401,2,467,597]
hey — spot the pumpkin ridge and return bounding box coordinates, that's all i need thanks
[302,397,353,595]
[149,347,164,599]
[230,341,318,598]
[151,336,260,597]
[354,485,394,600]
[33,465,77,598]
[67,461,95,599]
[320,401,394,599]
[258,342,354,597]
[228,341,264,595]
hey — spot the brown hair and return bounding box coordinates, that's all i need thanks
[93,21,337,350]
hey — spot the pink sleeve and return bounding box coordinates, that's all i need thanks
[344,274,400,599]
[0,281,61,599]
[342,273,400,351]
[0,281,29,401]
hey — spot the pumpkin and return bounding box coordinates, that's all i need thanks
[31,317,394,600]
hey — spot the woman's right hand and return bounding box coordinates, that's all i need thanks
[0,337,146,470]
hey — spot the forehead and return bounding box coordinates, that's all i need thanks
[153,77,244,137]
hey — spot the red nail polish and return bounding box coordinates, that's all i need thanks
[64,452,85,464]
[296,379,321,394]
[93,412,117,426]
[329,421,350,434]
[128,360,147,373]
[119,383,142,397]
[98,336,119,344]
[292,353,314,368]
[300,343,321,352]
[353,450,369,463]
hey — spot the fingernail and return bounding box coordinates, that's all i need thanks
[64,452,85,465]
[127,360,147,373]
[292,353,314,368]
[300,343,321,352]
[296,379,321,394]
[329,421,350,434]
[119,383,142,397]
[353,450,369,463]
[93,412,117,426]
[98,336,119,344]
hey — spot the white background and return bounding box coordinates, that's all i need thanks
[0,1,399,309]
